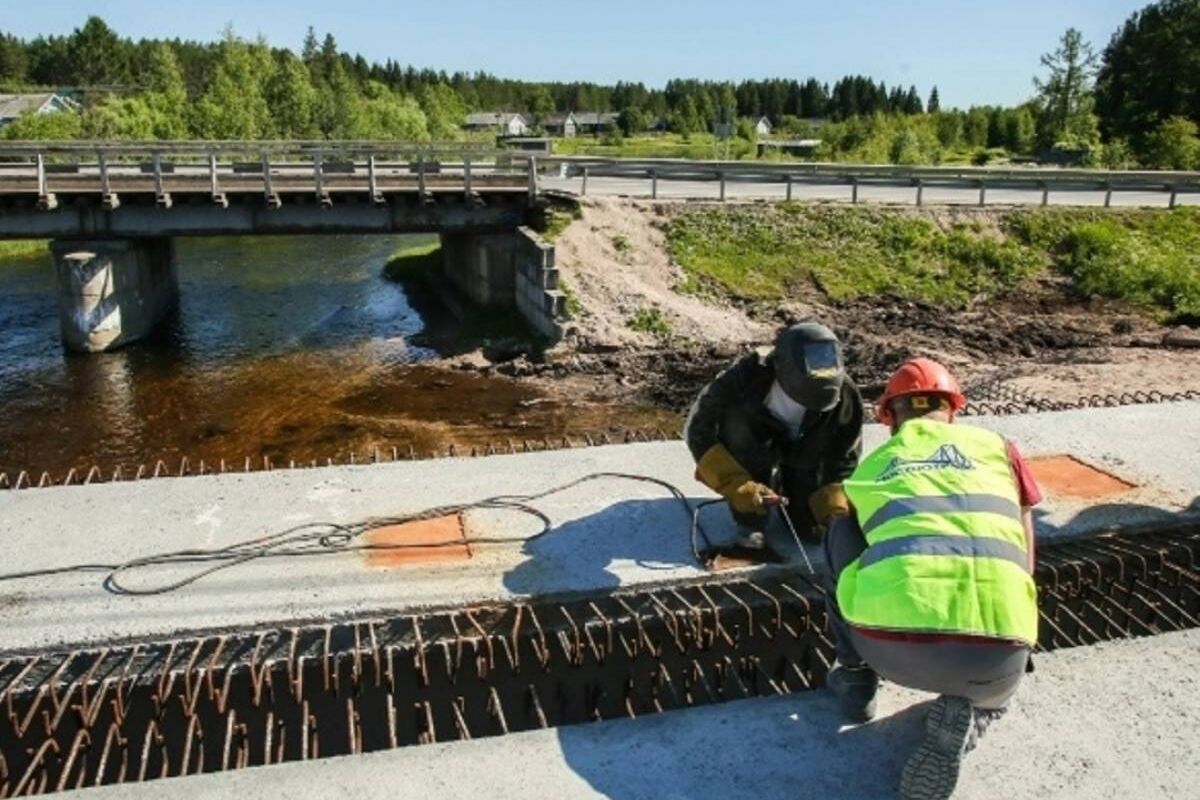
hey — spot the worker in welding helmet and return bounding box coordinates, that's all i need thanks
[684,322,863,557]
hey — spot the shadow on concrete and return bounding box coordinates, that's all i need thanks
[501,497,726,596]
[1034,495,1200,538]
[555,692,930,800]
[501,495,821,597]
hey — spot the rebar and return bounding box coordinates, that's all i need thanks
[0,524,1194,795]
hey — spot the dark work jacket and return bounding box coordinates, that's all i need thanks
[684,348,865,494]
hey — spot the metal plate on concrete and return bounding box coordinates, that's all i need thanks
[1029,455,1136,498]
[363,513,471,567]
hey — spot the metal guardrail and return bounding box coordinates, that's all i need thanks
[0,142,535,211]
[2,141,1199,209]
[539,155,1200,207]
[0,140,502,157]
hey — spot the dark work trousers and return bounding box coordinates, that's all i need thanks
[823,516,1030,710]
[718,406,821,537]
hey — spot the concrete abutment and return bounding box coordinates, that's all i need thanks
[51,238,179,353]
[439,227,566,341]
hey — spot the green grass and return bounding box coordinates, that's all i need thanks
[548,134,1013,166]
[612,234,632,253]
[667,205,1041,308]
[380,238,441,283]
[667,204,1200,322]
[627,306,672,338]
[0,240,49,259]
[382,237,538,340]
[559,279,585,319]
[1005,207,1200,323]
[537,198,583,242]
[553,133,757,161]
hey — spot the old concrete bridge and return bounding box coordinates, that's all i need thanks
[0,142,565,350]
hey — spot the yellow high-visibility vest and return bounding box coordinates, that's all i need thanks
[839,419,1038,645]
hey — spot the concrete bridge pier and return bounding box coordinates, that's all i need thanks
[51,238,179,352]
[438,227,565,340]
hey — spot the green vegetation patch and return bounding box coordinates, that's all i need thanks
[1006,207,1200,323]
[381,238,441,283]
[668,204,1200,321]
[667,205,1041,308]
[559,280,585,319]
[537,198,583,242]
[0,240,50,260]
[553,133,757,161]
[627,306,672,338]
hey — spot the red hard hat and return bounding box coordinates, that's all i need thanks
[877,358,966,427]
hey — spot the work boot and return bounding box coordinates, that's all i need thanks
[900,695,974,800]
[825,663,879,723]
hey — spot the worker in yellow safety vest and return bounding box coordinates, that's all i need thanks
[818,358,1042,800]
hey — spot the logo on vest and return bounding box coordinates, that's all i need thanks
[878,444,974,481]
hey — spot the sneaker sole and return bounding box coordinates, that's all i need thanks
[900,695,973,800]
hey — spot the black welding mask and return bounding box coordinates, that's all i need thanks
[772,322,845,412]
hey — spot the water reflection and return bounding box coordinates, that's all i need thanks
[0,235,677,476]
[0,234,436,473]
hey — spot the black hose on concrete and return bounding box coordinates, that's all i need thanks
[0,472,722,596]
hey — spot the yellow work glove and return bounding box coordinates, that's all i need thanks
[729,480,781,516]
[808,483,851,526]
[696,444,779,516]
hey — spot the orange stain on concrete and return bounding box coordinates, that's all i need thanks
[363,513,472,568]
[1028,455,1136,499]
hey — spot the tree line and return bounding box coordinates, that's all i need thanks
[0,0,1196,169]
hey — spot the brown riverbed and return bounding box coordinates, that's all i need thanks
[0,235,674,478]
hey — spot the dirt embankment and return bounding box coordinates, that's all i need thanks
[472,198,1200,414]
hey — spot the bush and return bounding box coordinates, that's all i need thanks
[1100,138,1137,169]
[1,110,82,140]
[1006,208,1200,322]
[1143,116,1200,170]
[1060,219,1200,321]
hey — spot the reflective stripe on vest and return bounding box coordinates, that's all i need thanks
[861,493,1022,537]
[858,533,1029,572]
[839,419,1039,645]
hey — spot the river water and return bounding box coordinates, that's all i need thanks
[0,235,671,478]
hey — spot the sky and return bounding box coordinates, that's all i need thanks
[0,0,1151,108]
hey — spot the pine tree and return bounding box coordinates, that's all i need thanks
[1095,0,1200,154]
[1034,28,1100,148]
[904,86,923,115]
[66,16,125,87]
[927,86,940,113]
[301,27,319,64]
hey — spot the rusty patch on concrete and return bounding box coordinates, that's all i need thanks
[1029,455,1136,498]
[709,553,761,572]
[363,513,471,567]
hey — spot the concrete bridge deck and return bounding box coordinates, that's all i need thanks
[1,401,1196,656]
[0,401,1197,799]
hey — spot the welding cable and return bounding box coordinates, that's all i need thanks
[0,472,721,596]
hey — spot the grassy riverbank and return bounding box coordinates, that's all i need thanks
[0,240,49,259]
[381,237,533,341]
[667,205,1200,322]
[381,238,441,283]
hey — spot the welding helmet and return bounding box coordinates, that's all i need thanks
[772,322,845,412]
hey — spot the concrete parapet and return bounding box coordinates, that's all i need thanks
[440,227,565,341]
[51,238,178,352]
